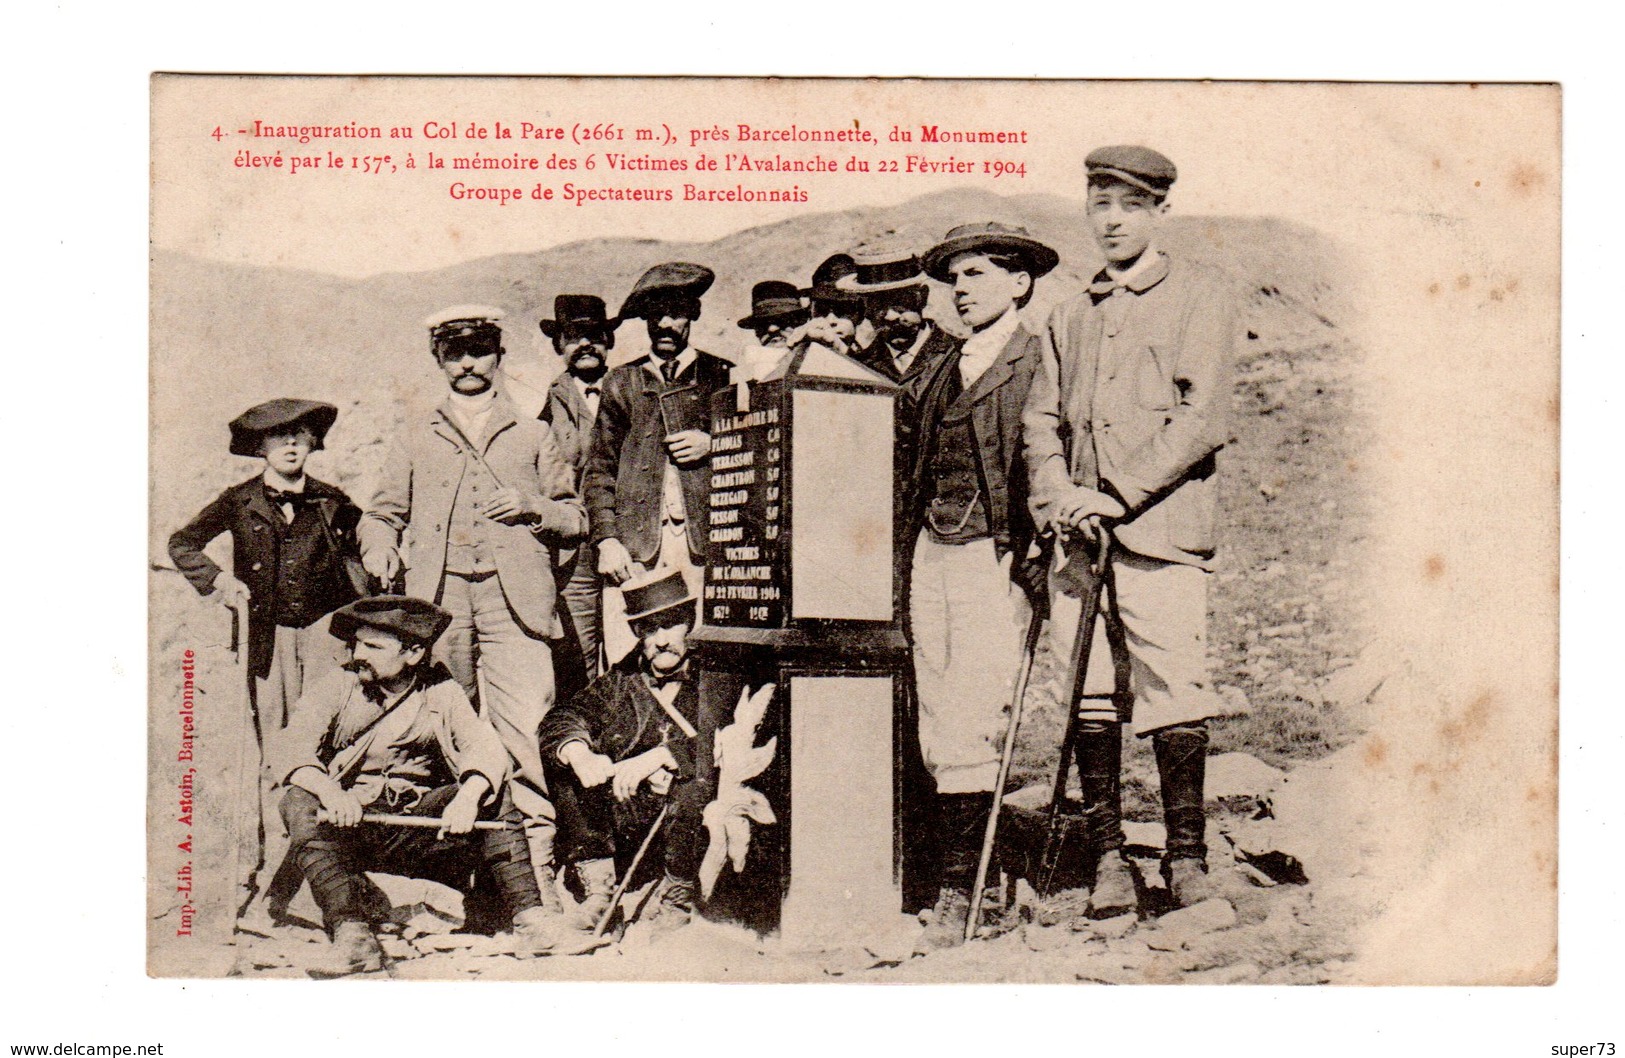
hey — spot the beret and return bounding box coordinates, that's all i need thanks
[228,398,338,458]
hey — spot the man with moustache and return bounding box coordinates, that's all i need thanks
[360,306,587,936]
[903,222,1058,949]
[842,238,946,388]
[272,596,556,974]
[737,280,811,350]
[539,569,713,937]
[584,264,731,621]
[539,295,618,685]
[1023,147,1237,917]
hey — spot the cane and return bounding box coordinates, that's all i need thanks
[315,809,520,833]
[965,603,1047,941]
[593,802,671,938]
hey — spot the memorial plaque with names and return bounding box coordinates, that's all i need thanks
[704,380,787,628]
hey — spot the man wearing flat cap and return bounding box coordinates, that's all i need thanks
[583,263,731,656]
[168,397,364,917]
[902,222,1059,949]
[539,294,618,685]
[539,569,715,937]
[272,596,557,973]
[843,237,946,388]
[360,306,588,930]
[1023,146,1238,917]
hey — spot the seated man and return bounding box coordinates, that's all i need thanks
[271,595,554,974]
[539,570,710,938]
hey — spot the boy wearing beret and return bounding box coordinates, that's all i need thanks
[168,398,364,916]
[1022,146,1238,916]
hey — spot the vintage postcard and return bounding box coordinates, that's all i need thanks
[148,76,1558,983]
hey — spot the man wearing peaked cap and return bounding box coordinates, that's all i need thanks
[585,263,731,662]
[168,396,363,923]
[737,280,810,348]
[539,294,618,687]
[802,252,866,353]
[900,221,1058,950]
[843,235,946,388]
[360,303,588,935]
[1024,145,1238,919]
[271,593,558,971]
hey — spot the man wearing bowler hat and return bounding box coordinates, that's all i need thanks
[737,280,811,350]
[904,221,1059,948]
[1023,146,1237,917]
[539,569,715,937]
[359,306,587,933]
[168,397,363,919]
[583,263,731,657]
[272,595,557,973]
[842,236,946,388]
[539,294,618,684]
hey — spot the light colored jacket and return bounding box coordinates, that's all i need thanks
[360,388,587,636]
[1022,254,1236,569]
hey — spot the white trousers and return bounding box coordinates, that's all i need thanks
[910,533,1031,794]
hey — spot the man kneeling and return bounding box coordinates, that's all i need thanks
[539,569,709,938]
[272,595,554,974]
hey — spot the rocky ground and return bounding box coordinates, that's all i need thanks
[149,195,1388,982]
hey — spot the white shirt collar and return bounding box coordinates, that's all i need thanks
[262,469,307,493]
[958,308,1021,388]
[645,347,698,380]
[1106,246,1161,287]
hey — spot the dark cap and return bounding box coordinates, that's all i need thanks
[921,222,1060,283]
[228,398,339,458]
[803,253,864,311]
[329,595,454,649]
[1085,145,1177,196]
[738,280,811,330]
[540,294,616,338]
[618,262,715,322]
[621,569,696,625]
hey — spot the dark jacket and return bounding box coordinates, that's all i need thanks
[582,351,733,567]
[900,324,1043,564]
[537,653,700,782]
[852,324,946,388]
[168,476,362,679]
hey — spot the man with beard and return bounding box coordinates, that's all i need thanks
[737,280,810,350]
[539,569,712,937]
[360,305,587,937]
[584,264,731,647]
[539,295,617,685]
[272,595,556,974]
[1023,146,1237,916]
[904,222,1059,949]
[842,238,946,388]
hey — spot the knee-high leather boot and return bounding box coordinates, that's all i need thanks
[1154,721,1211,907]
[1076,721,1135,917]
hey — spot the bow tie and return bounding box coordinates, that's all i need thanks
[265,486,309,508]
[646,663,690,689]
[583,385,601,398]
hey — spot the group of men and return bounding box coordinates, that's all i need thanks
[168,143,1238,971]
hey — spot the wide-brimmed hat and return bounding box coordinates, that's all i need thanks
[834,236,927,294]
[329,595,454,649]
[618,262,715,322]
[228,398,339,458]
[539,294,616,338]
[922,222,1060,283]
[737,281,810,330]
[621,569,696,625]
[1085,145,1178,196]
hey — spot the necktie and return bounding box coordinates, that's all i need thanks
[661,359,678,383]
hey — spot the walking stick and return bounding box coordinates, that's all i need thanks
[1036,524,1112,896]
[315,809,520,832]
[965,603,1046,941]
[593,802,671,938]
[228,598,257,922]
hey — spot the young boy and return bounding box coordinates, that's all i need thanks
[168,397,364,915]
[1021,146,1238,915]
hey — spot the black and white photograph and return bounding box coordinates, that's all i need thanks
[140,76,1560,989]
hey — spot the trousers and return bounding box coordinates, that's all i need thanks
[435,570,559,877]
[281,784,541,929]
[909,533,1031,794]
[1050,547,1223,736]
